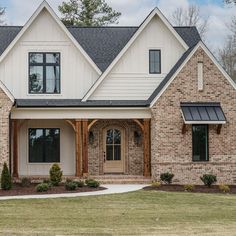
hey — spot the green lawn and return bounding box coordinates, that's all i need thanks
[0,190,236,236]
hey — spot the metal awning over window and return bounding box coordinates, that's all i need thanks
[180,102,226,124]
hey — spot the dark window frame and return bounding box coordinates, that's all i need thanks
[192,124,209,162]
[28,52,61,94]
[149,49,161,74]
[28,128,60,163]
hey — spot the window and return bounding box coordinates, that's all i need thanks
[149,50,161,74]
[106,129,121,161]
[192,125,208,161]
[29,128,60,163]
[29,53,60,94]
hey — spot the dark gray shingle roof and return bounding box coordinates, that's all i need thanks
[180,102,226,123]
[15,99,148,107]
[0,25,200,72]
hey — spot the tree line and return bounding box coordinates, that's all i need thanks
[0,0,235,82]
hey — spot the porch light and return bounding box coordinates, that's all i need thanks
[89,131,95,145]
[134,130,142,146]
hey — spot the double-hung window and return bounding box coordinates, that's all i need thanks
[29,53,60,94]
[29,128,60,163]
[149,50,161,74]
[192,125,209,161]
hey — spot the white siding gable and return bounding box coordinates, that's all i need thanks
[90,15,186,100]
[0,8,99,99]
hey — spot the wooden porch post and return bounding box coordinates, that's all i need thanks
[82,120,88,176]
[12,120,19,178]
[143,119,151,177]
[75,120,82,177]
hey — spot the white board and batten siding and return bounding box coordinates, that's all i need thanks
[90,15,186,100]
[0,9,99,99]
[18,120,75,176]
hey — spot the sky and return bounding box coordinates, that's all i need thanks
[1,0,236,52]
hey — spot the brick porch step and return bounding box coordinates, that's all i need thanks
[89,175,152,184]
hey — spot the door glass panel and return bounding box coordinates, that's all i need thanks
[45,129,60,162]
[106,145,113,160]
[106,129,113,144]
[114,129,121,144]
[114,145,121,160]
[105,128,122,161]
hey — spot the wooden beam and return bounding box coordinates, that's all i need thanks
[143,119,151,177]
[88,119,98,131]
[65,119,76,132]
[82,120,88,176]
[133,119,144,132]
[217,124,222,134]
[12,120,19,178]
[75,120,82,177]
[182,123,187,134]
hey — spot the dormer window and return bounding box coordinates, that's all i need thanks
[29,52,60,94]
[149,50,161,74]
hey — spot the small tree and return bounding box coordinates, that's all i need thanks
[49,164,63,186]
[160,172,174,184]
[200,174,217,187]
[1,162,12,190]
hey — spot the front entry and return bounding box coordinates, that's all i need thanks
[103,127,124,173]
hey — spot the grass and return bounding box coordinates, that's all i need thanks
[0,190,235,235]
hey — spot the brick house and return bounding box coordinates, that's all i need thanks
[0,1,235,184]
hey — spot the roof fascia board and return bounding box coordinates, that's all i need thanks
[82,7,189,101]
[0,1,102,75]
[0,80,14,102]
[150,41,236,107]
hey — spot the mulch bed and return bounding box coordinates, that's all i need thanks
[0,183,106,196]
[143,185,236,194]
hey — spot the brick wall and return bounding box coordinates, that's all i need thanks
[151,47,236,184]
[88,120,143,175]
[0,88,13,173]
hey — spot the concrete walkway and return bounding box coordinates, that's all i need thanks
[0,184,147,200]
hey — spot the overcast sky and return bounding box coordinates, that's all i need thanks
[1,0,236,52]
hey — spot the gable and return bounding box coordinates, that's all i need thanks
[88,15,186,100]
[0,6,100,99]
[149,42,236,107]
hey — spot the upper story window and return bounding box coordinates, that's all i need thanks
[149,50,161,74]
[192,124,209,162]
[29,53,60,94]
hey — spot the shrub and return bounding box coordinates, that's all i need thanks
[49,164,63,186]
[85,179,100,188]
[0,162,12,190]
[184,184,195,192]
[75,180,84,188]
[36,183,49,192]
[160,172,174,184]
[200,174,217,187]
[151,181,161,188]
[219,184,230,193]
[65,181,77,191]
[43,179,51,184]
[21,177,31,187]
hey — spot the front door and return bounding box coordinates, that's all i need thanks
[103,127,124,173]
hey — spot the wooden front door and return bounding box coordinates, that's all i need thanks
[103,127,124,173]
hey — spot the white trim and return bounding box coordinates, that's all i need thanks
[11,107,151,119]
[150,41,236,107]
[184,121,226,124]
[0,80,14,102]
[0,1,102,75]
[82,7,189,101]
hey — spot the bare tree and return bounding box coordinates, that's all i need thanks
[171,5,208,40]
[224,0,236,4]
[0,6,5,25]
[219,17,236,82]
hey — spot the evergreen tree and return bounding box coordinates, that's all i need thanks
[59,0,121,26]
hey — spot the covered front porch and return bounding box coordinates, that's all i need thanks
[10,106,152,179]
